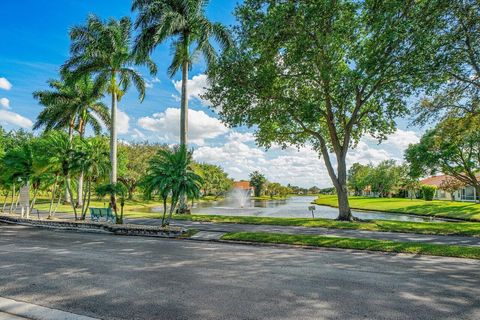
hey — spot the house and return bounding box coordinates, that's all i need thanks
[419,174,478,202]
[233,181,255,197]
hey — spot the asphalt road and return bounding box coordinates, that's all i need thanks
[0,224,479,320]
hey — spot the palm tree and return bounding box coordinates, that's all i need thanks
[36,131,80,219]
[33,74,109,140]
[143,145,203,226]
[72,137,110,220]
[63,15,156,191]
[132,0,232,147]
[2,142,34,215]
[33,74,110,206]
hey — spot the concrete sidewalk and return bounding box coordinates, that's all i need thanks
[0,296,99,320]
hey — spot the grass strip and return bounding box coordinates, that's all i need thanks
[173,214,480,237]
[315,195,480,221]
[221,232,480,259]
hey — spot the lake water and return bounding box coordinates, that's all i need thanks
[150,196,445,222]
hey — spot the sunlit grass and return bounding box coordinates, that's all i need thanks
[315,195,480,221]
[172,214,480,237]
[222,232,480,259]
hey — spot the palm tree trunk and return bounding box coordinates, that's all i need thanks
[9,183,15,214]
[180,60,189,146]
[178,60,189,213]
[65,178,78,220]
[64,126,74,204]
[81,178,91,219]
[110,90,118,184]
[161,196,168,226]
[53,188,62,215]
[77,171,84,207]
[30,186,38,211]
[2,191,9,213]
[48,175,59,218]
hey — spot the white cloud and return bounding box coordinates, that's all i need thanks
[117,109,130,134]
[0,78,12,91]
[194,140,331,187]
[0,98,10,109]
[131,128,146,140]
[173,74,210,106]
[138,107,228,145]
[227,131,256,143]
[383,128,420,151]
[193,127,418,188]
[0,110,32,128]
[145,77,161,89]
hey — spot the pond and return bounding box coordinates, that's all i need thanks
[150,196,447,222]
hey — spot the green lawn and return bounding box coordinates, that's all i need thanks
[222,232,480,260]
[33,198,167,219]
[315,195,480,221]
[29,196,480,237]
[173,214,480,237]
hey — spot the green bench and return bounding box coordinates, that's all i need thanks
[90,208,116,223]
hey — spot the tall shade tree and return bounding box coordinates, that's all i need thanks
[63,15,156,188]
[413,0,480,125]
[205,0,444,220]
[33,74,110,206]
[132,0,232,147]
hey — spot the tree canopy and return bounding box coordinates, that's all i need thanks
[205,0,444,219]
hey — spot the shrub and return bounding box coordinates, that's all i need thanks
[421,185,437,201]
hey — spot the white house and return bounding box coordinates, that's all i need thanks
[419,175,478,202]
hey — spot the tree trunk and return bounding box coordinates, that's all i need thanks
[180,60,189,146]
[161,196,168,226]
[80,178,89,220]
[9,184,15,214]
[65,178,78,220]
[82,179,92,220]
[53,189,62,215]
[48,177,58,218]
[335,156,352,221]
[110,90,118,184]
[64,126,74,204]
[2,191,9,213]
[30,186,38,211]
[319,142,353,221]
[178,59,189,214]
[128,185,134,200]
[77,170,84,207]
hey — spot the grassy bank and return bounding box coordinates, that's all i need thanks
[173,214,480,237]
[315,195,480,221]
[222,232,480,260]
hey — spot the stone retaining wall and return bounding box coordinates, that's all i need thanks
[0,215,186,238]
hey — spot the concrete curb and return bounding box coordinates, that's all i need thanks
[0,296,99,320]
[0,215,186,238]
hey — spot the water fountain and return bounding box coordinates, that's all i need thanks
[226,188,251,208]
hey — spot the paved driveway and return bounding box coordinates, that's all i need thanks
[0,224,479,320]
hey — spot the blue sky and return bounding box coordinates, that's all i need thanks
[0,0,423,187]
